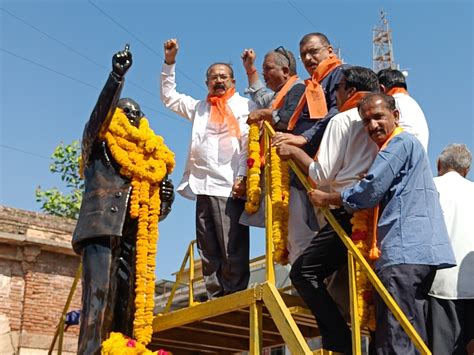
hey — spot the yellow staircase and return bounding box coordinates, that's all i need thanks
[151,283,319,354]
[50,121,432,355]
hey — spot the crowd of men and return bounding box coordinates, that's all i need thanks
[157,32,473,355]
[72,31,473,354]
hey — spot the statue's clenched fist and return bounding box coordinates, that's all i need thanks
[112,43,132,78]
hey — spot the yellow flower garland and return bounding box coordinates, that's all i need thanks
[270,146,289,265]
[350,209,376,331]
[99,108,175,352]
[245,123,262,214]
[101,332,170,355]
[245,123,289,264]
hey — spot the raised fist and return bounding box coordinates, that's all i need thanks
[159,176,175,221]
[163,38,178,65]
[112,44,132,78]
[241,48,256,72]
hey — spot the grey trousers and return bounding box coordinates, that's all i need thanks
[374,264,436,355]
[196,195,250,299]
[428,296,474,355]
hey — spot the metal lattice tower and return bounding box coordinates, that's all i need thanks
[372,11,397,73]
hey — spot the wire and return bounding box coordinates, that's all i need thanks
[87,0,204,92]
[0,47,188,124]
[286,0,319,30]
[0,144,51,160]
[0,7,106,69]
[1,7,166,101]
[1,48,98,89]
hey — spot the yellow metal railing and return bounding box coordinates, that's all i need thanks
[48,263,81,355]
[264,127,276,285]
[163,240,199,312]
[262,121,431,355]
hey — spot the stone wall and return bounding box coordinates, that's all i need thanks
[0,206,81,354]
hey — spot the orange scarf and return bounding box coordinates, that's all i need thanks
[207,87,241,138]
[339,91,371,113]
[271,75,299,110]
[369,126,404,260]
[287,56,342,131]
[387,87,409,96]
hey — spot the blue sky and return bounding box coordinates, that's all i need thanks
[1,0,473,280]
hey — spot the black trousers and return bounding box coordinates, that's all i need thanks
[77,218,137,355]
[196,195,250,299]
[290,208,352,353]
[428,296,474,355]
[374,264,436,355]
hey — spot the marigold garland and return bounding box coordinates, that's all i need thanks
[101,332,170,355]
[99,108,175,353]
[350,209,376,331]
[270,146,289,265]
[245,123,262,214]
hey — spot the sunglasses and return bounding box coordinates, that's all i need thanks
[274,46,292,66]
[123,106,144,118]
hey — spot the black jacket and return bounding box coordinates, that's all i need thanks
[72,73,130,252]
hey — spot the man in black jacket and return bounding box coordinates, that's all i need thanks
[72,45,174,354]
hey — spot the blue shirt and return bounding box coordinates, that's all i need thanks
[341,132,456,271]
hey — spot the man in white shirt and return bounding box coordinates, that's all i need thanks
[378,69,429,151]
[275,66,380,353]
[160,39,254,299]
[428,144,474,355]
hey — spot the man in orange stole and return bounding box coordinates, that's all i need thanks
[160,39,254,299]
[241,46,305,130]
[276,66,380,353]
[308,93,455,354]
[272,32,348,264]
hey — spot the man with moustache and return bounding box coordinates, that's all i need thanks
[275,66,380,352]
[308,93,455,354]
[160,38,255,299]
[272,32,347,264]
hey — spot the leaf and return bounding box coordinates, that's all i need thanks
[35,140,83,219]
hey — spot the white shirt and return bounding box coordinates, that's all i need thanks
[393,92,429,151]
[429,171,474,299]
[309,108,378,193]
[160,63,253,200]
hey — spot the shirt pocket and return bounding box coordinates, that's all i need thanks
[217,135,237,165]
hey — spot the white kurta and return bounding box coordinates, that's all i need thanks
[160,63,253,200]
[393,92,429,151]
[429,171,474,299]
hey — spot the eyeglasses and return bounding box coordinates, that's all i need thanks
[123,106,143,118]
[274,46,292,66]
[208,74,232,82]
[299,46,328,61]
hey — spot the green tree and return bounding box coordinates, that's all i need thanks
[36,140,83,219]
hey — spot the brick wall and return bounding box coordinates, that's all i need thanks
[0,206,81,354]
